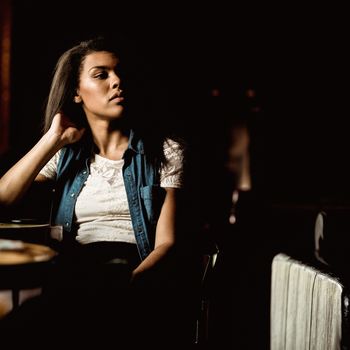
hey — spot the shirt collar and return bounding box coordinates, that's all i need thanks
[127,129,144,154]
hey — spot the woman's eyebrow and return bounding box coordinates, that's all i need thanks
[88,65,109,72]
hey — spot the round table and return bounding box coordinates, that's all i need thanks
[0,240,57,309]
[0,222,51,245]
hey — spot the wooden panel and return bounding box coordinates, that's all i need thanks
[0,0,12,155]
[271,253,343,350]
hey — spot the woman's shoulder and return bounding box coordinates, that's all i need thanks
[163,137,186,161]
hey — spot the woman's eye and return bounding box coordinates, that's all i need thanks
[95,72,108,79]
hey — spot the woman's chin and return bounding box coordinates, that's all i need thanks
[109,107,125,119]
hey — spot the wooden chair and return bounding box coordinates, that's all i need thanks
[270,208,350,350]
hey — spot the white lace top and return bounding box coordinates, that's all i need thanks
[40,139,184,244]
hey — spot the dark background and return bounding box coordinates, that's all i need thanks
[4,1,348,205]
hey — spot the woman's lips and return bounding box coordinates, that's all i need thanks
[110,96,124,103]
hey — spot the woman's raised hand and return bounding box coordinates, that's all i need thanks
[47,113,85,146]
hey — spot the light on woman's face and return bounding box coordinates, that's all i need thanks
[77,51,125,122]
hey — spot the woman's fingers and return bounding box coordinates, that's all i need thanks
[48,113,85,145]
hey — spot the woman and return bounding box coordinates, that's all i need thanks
[0,37,192,347]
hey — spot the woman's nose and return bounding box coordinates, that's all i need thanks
[111,73,121,89]
[112,81,120,89]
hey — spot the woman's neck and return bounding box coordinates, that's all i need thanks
[89,119,129,160]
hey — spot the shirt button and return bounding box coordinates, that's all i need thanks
[71,193,75,197]
[65,222,69,226]
[82,171,87,174]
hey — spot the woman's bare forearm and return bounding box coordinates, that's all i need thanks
[131,242,174,279]
[0,133,63,205]
[0,113,85,206]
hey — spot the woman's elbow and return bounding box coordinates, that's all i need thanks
[0,188,20,207]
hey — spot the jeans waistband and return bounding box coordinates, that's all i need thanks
[51,233,140,268]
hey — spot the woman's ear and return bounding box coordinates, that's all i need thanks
[74,95,82,103]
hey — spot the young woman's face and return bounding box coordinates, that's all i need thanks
[76,51,125,122]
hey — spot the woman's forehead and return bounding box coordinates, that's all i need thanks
[82,51,119,70]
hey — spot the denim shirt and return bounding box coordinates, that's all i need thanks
[52,130,165,260]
